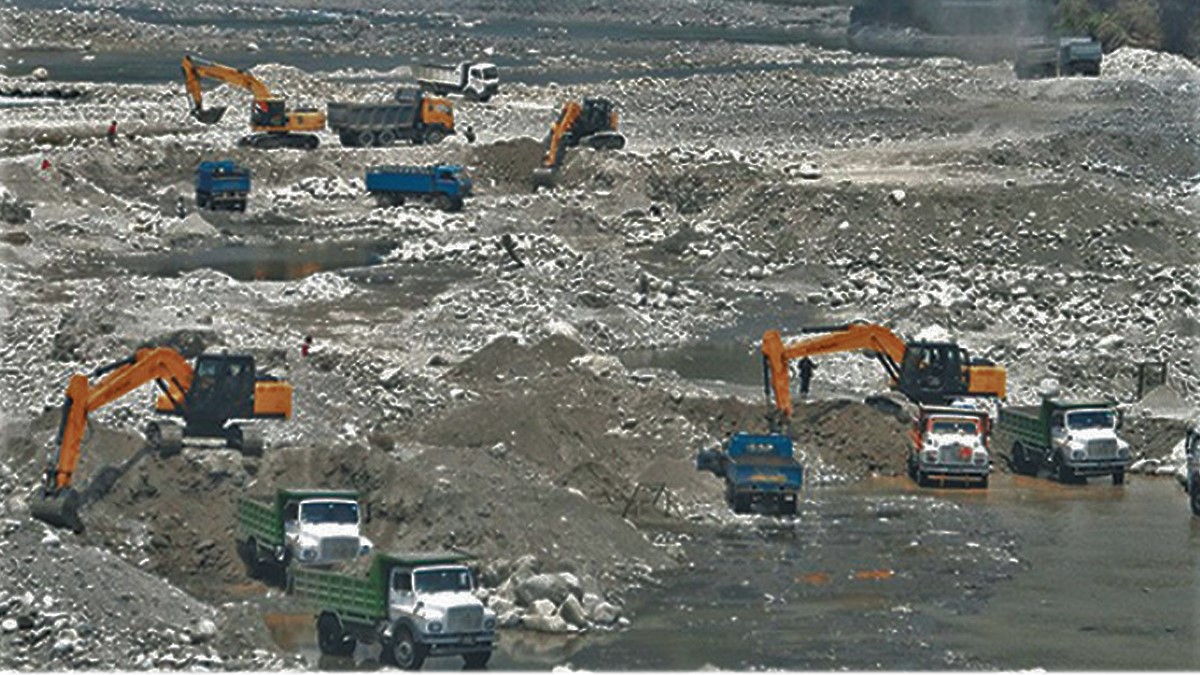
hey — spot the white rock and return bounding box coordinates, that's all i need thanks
[1,618,17,633]
[31,67,49,81]
[888,189,906,205]
[558,594,588,628]
[41,531,61,548]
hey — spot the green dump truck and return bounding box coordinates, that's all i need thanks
[292,552,496,670]
[236,489,373,579]
[995,396,1131,484]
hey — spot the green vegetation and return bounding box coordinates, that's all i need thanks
[1056,0,1200,57]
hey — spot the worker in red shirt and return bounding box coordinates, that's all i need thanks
[106,120,118,145]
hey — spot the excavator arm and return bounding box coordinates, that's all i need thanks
[542,100,583,170]
[34,348,195,531]
[762,323,909,421]
[181,54,272,125]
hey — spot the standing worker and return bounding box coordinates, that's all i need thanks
[798,356,816,399]
[106,120,118,145]
[301,335,313,358]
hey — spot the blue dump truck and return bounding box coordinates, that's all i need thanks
[195,160,250,212]
[696,433,803,515]
[365,165,472,212]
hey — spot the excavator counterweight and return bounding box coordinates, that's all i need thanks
[32,347,292,532]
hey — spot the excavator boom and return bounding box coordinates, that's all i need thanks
[182,54,273,124]
[762,323,1005,421]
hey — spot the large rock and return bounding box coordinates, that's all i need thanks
[558,594,588,628]
[515,572,583,606]
[522,599,571,633]
[589,601,621,625]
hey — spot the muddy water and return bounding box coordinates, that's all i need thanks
[258,476,1198,670]
[564,475,1199,670]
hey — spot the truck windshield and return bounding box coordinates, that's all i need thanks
[414,568,473,593]
[1066,410,1115,430]
[930,419,979,435]
[300,501,359,525]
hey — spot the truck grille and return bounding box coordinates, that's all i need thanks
[1086,439,1119,459]
[446,606,483,633]
[319,536,360,561]
[937,443,973,465]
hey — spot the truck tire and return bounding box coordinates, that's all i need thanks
[338,130,358,147]
[377,129,397,146]
[1011,443,1035,476]
[1055,457,1075,484]
[317,613,356,657]
[1112,470,1125,486]
[779,495,798,516]
[382,625,427,670]
[978,474,989,490]
[424,128,446,145]
[435,194,453,212]
[357,130,377,148]
[463,651,491,669]
[915,469,930,488]
[1189,478,1200,516]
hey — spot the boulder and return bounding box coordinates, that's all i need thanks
[558,595,588,628]
[515,572,582,606]
[590,601,621,625]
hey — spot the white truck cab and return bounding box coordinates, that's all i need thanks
[1048,407,1131,469]
[282,497,373,566]
[908,405,990,488]
[384,562,496,668]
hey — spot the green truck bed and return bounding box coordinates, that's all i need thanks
[292,552,471,625]
[997,399,1116,449]
[236,488,362,546]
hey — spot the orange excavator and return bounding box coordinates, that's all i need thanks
[32,347,292,532]
[531,97,626,188]
[761,322,1006,424]
[181,54,325,149]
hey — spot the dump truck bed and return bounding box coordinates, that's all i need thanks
[326,102,419,130]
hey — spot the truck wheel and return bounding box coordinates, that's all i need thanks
[978,474,989,490]
[1112,470,1125,486]
[463,651,491,669]
[383,626,427,670]
[1055,458,1075,484]
[435,194,453,212]
[357,130,376,147]
[338,130,357,147]
[1011,443,1035,476]
[1189,478,1200,516]
[424,128,445,145]
[915,469,930,488]
[377,130,396,146]
[317,613,356,657]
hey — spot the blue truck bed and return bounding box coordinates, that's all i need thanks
[365,165,472,212]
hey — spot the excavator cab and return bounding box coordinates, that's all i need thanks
[184,355,256,436]
[250,99,288,128]
[898,342,970,403]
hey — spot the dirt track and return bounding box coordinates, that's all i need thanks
[1,0,1199,669]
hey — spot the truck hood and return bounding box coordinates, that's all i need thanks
[297,522,361,539]
[928,433,984,449]
[1066,428,1120,442]
[420,592,484,613]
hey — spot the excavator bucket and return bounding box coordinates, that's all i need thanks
[31,488,84,533]
[191,105,227,125]
[531,167,557,189]
[584,131,626,151]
